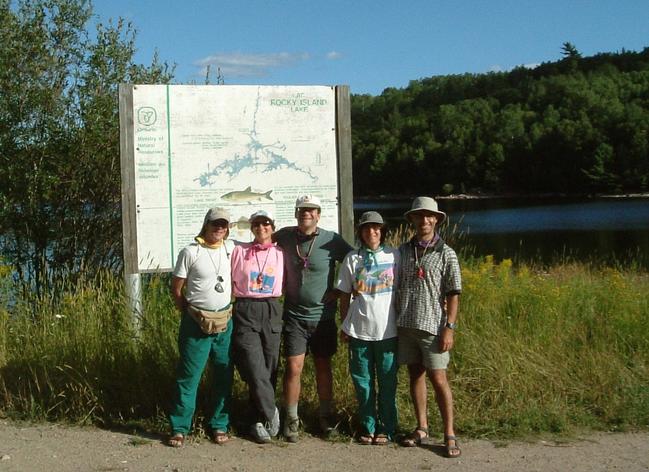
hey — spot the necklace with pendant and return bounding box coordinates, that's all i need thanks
[255,245,271,284]
[207,246,225,292]
[414,239,433,280]
[296,232,317,270]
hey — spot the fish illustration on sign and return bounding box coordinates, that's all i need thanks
[220,186,273,203]
[231,216,251,231]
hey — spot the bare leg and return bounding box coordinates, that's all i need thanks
[313,356,333,402]
[283,354,305,406]
[428,369,454,437]
[407,363,429,434]
[429,368,459,456]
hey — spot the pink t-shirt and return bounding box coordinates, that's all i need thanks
[231,242,284,298]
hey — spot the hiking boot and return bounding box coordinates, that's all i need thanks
[250,422,271,444]
[267,407,280,438]
[283,416,300,443]
[319,415,338,438]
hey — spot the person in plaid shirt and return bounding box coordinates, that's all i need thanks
[396,196,462,458]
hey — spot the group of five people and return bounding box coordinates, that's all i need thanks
[167,194,462,458]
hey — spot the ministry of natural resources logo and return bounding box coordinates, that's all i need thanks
[137,107,157,126]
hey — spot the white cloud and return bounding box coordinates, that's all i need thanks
[521,63,540,69]
[326,51,343,60]
[489,65,503,72]
[195,52,310,78]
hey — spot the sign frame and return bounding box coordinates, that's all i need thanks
[118,84,354,276]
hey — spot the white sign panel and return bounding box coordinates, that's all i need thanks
[130,85,338,271]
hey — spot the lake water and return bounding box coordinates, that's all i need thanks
[354,197,649,267]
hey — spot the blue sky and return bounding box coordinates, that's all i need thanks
[92,0,649,96]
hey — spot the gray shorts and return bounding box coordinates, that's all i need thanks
[282,315,337,358]
[397,327,449,370]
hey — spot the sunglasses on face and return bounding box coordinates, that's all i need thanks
[209,220,228,228]
[252,220,272,227]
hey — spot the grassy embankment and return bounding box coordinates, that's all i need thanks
[1,242,648,440]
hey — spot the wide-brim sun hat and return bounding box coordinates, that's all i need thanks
[358,211,384,226]
[295,194,321,209]
[404,196,446,223]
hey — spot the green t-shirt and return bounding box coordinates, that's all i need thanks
[274,226,352,321]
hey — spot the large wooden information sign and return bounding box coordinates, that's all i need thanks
[119,84,353,274]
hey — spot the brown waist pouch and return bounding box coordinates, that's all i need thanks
[187,304,232,335]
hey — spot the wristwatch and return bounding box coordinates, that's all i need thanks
[445,321,457,330]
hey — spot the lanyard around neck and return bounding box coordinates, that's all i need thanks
[296,233,317,269]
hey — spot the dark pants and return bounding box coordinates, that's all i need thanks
[232,297,282,422]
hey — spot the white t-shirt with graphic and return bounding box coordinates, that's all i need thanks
[335,246,399,341]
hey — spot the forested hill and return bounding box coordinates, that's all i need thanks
[350,46,649,197]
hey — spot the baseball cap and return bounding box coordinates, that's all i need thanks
[295,194,321,209]
[249,209,275,224]
[205,207,231,224]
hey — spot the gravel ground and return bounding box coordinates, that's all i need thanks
[1,421,648,472]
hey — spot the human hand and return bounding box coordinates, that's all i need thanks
[322,290,339,305]
[439,328,454,352]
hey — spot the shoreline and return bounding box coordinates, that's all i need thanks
[355,192,649,201]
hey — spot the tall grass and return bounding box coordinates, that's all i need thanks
[1,255,648,438]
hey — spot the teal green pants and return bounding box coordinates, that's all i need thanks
[169,313,233,435]
[348,336,398,438]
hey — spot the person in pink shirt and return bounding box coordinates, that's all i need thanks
[230,210,284,443]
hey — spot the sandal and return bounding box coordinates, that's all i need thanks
[167,433,184,448]
[445,435,461,458]
[373,433,390,445]
[212,430,230,445]
[358,434,374,445]
[400,426,428,447]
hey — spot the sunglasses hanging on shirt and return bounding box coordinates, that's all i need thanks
[215,275,224,293]
[207,246,225,293]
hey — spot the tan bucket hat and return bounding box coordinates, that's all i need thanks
[404,196,446,223]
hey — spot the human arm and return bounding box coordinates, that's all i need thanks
[439,248,461,352]
[334,251,355,341]
[170,276,188,313]
[338,290,351,343]
[439,293,459,352]
[323,236,353,304]
[322,288,340,304]
[271,226,291,245]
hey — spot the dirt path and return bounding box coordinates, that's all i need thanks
[1,421,648,472]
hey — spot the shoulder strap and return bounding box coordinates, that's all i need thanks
[224,240,233,259]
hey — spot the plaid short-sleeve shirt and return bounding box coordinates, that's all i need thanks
[396,236,462,335]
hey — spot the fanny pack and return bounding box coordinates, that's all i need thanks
[187,304,232,335]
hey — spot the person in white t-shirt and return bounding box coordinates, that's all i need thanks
[167,207,235,447]
[336,211,400,445]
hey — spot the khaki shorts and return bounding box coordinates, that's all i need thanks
[397,327,449,370]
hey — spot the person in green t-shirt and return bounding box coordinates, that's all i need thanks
[273,195,352,443]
